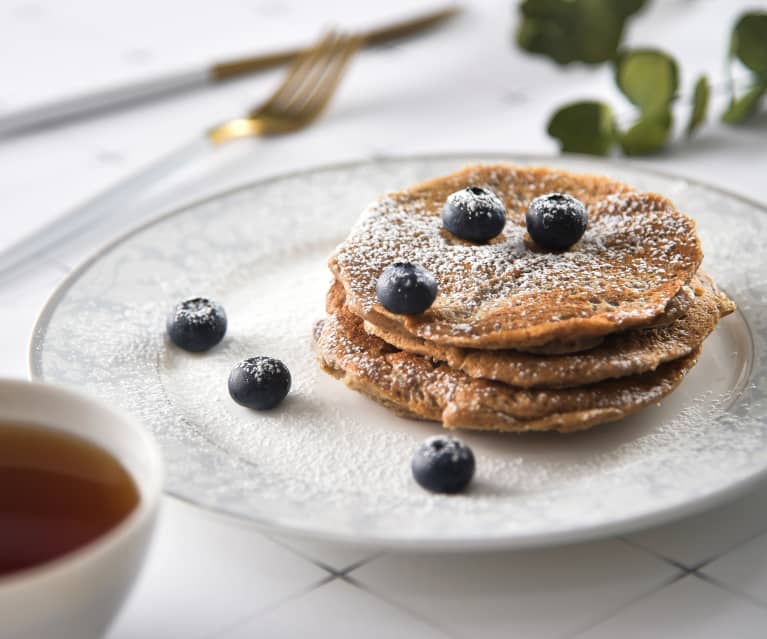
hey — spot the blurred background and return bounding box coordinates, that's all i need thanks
[2,0,764,263]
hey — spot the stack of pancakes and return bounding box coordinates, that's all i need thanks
[315,164,735,433]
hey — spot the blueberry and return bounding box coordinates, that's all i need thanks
[228,356,291,410]
[525,193,588,250]
[167,297,227,352]
[442,186,506,242]
[411,435,475,494]
[376,262,438,315]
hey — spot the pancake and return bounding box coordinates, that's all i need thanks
[479,280,697,354]
[327,275,699,358]
[339,272,733,389]
[330,164,703,350]
[315,309,701,433]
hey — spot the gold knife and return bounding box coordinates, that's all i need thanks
[0,5,461,137]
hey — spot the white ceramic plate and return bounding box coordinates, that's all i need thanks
[30,154,767,551]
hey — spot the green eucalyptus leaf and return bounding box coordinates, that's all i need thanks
[575,0,623,64]
[721,84,767,123]
[619,111,673,155]
[519,0,573,20]
[731,13,767,77]
[615,49,678,113]
[547,101,616,155]
[515,0,644,65]
[516,14,577,65]
[686,75,710,136]
[614,0,647,18]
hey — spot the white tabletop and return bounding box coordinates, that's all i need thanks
[3,0,767,637]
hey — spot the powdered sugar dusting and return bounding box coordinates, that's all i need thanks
[446,186,505,221]
[420,436,472,463]
[233,356,286,380]
[332,166,701,346]
[170,297,225,328]
[32,155,767,547]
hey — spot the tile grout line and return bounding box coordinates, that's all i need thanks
[618,535,696,573]
[691,527,767,573]
[336,550,387,576]
[264,534,345,576]
[161,507,350,579]
[203,573,338,639]
[693,570,767,612]
[568,570,689,639]
[341,573,459,639]
[621,523,767,576]
[262,534,386,577]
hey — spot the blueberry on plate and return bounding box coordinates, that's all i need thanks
[376,262,438,315]
[167,297,227,352]
[228,356,291,410]
[411,435,475,494]
[442,186,506,243]
[525,193,588,250]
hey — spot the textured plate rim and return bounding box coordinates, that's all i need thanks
[28,151,766,551]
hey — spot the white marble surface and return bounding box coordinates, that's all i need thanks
[2,0,767,636]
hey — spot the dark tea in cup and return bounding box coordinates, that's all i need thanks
[0,422,139,577]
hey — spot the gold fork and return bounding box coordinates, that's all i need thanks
[0,31,362,281]
[209,30,362,144]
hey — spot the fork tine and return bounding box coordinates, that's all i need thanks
[264,31,345,115]
[287,34,362,124]
[210,30,358,144]
[251,30,338,117]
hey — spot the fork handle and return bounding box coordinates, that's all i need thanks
[0,135,213,284]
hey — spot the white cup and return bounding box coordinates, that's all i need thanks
[0,379,163,639]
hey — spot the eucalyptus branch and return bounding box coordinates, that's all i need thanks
[515,2,767,155]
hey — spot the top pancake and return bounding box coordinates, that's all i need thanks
[330,164,703,349]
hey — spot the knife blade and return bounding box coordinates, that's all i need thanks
[0,5,461,137]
